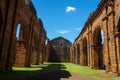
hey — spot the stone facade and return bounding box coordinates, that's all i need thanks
[0,0,46,71]
[70,0,120,75]
[49,37,72,62]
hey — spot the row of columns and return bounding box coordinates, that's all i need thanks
[70,0,120,75]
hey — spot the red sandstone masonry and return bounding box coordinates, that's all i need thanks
[0,0,46,70]
[70,0,120,75]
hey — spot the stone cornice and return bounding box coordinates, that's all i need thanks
[73,0,115,43]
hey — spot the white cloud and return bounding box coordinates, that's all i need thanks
[66,6,76,12]
[55,30,70,34]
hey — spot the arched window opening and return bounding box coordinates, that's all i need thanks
[45,39,48,45]
[16,24,21,40]
[14,24,27,67]
[101,30,104,44]
[93,27,105,69]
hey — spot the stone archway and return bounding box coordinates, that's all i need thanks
[82,37,88,66]
[92,27,104,69]
[14,24,27,67]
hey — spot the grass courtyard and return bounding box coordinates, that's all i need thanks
[0,62,120,80]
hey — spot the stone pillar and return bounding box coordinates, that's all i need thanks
[88,24,93,69]
[71,46,74,63]
[0,8,3,52]
[107,5,118,73]
[80,41,83,65]
[8,22,18,68]
[87,27,90,67]
[102,7,112,72]
[0,0,18,70]
[91,44,95,69]
[25,16,33,67]
[75,45,78,64]
[70,47,72,63]
[73,47,75,64]
[115,32,120,75]
[41,43,46,63]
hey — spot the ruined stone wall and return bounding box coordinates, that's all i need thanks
[30,19,46,65]
[70,0,120,75]
[49,37,72,62]
[0,0,46,70]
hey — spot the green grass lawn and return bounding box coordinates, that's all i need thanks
[61,63,110,80]
[0,62,120,80]
[61,63,120,80]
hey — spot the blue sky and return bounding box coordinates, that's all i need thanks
[31,0,101,43]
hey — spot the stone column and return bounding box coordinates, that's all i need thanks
[102,5,112,72]
[72,47,74,63]
[87,27,90,67]
[25,16,33,67]
[0,0,18,70]
[77,43,80,64]
[80,40,83,65]
[115,31,120,75]
[39,32,46,64]
[108,5,118,73]
[69,47,71,62]
[75,45,77,64]
[73,46,75,64]
[89,24,93,69]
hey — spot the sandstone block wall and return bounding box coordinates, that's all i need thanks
[70,0,120,75]
[0,0,47,70]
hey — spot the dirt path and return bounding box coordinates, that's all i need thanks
[64,73,93,80]
[27,70,92,80]
[93,74,112,80]
[27,70,113,80]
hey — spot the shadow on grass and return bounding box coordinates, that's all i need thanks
[0,63,71,80]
